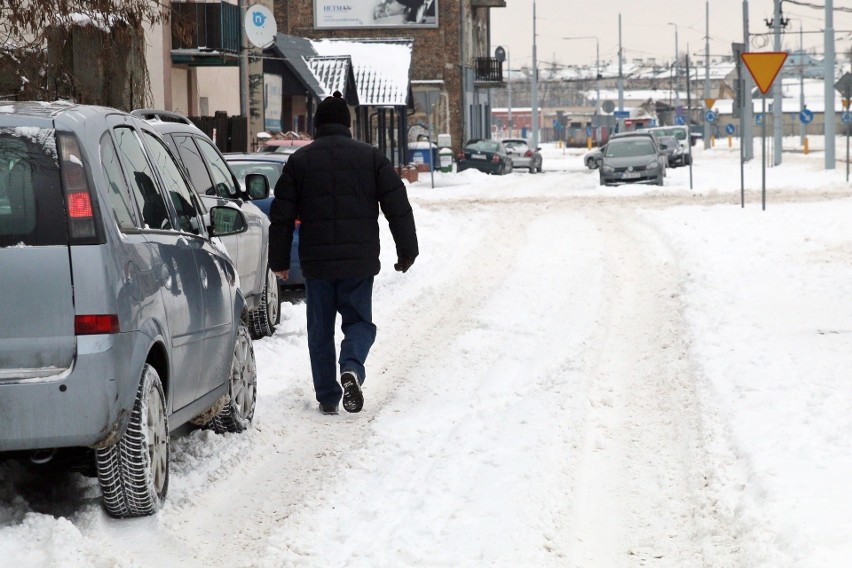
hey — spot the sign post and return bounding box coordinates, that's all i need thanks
[799,108,813,155]
[834,73,852,182]
[741,51,789,210]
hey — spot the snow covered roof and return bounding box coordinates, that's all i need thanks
[311,39,412,106]
[307,56,354,100]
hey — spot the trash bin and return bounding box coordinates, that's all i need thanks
[408,141,437,170]
[438,147,453,172]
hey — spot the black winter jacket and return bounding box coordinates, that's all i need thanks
[268,124,419,280]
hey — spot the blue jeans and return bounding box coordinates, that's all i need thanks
[305,277,377,406]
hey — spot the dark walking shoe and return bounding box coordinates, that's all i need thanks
[318,403,339,415]
[340,371,363,413]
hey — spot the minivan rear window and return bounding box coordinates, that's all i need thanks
[0,128,67,247]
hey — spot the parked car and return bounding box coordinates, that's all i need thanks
[599,136,664,186]
[258,137,313,155]
[457,139,513,175]
[646,125,692,165]
[610,131,667,176]
[0,102,257,518]
[224,152,305,291]
[657,135,684,167]
[132,109,279,339]
[584,147,604,169]
[501,138,542,173]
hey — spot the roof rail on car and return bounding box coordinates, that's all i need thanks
[130,109,194,125]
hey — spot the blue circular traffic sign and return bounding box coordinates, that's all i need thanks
[725,123,736,135]
[799,108,814,124]
[842,111,852,124]
[705,110,717,123]
[675,115,685,125]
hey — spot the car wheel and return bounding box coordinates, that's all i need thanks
[586,158,598,170]
[249,267,280,339]
[96,364,169,518]
[208,323,257,434]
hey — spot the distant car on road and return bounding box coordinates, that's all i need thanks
[646,125,692,165]
[258,137,313,155]
[657,135,684,168]
[457,139,513,175]
[584,147,604,169]
[224,152,305,291]
[0,102,257,518]
[501,138,542,173]
[599,136,664,187]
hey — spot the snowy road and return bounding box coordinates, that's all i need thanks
[2,145,851,567]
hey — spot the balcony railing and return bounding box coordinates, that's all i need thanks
[171,1,241,65]
[474,57,503,84]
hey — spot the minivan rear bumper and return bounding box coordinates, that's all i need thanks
[0,331,146,452]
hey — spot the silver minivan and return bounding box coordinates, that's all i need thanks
[0,102,257,518]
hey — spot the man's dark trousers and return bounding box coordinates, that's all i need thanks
[305,277,377,407]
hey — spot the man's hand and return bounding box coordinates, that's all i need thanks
[394,257,414,273]
[273,270,289,281]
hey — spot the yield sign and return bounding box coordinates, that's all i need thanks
[704,98,716,109]
[741,52,788,94]
[835,72,852,99]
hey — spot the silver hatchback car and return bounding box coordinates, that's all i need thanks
[0,102,257,518]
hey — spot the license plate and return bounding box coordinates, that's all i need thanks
[622,172,640,179]
[472,153,486,160]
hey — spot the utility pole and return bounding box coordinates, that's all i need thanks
[531,0,539,149]
[800,23,806,145]
[825,0,836,169]
[239,0,249,118]
[618,14,624,124]
[704,1,711,149]
[743,0,754,161]
[771,0,783,166]
[507,51,513,137]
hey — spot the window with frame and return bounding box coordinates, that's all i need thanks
[113,126,172,231]
[172,134,215,196]
[99,132,138,231]
[196,137,237,198]
[143,131,204,236]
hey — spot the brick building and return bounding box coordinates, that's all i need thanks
[274,0,507,154]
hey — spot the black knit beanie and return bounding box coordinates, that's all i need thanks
[314,91,351,128]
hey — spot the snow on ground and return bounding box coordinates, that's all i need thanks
[0,138,851,567]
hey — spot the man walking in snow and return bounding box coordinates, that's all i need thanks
[268,91,419,415]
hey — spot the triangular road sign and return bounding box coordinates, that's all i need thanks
[704,98,716,109]
[741,52,788,94]
[835,73,852,98]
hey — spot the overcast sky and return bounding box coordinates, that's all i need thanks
[489,0,852,70]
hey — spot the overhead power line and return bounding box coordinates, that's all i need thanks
[784,0,852,12]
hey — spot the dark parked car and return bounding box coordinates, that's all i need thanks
[457,139,513,175]
[657,135,684,168]
[599,136,664,186]
[0,102,257,518]
[132,109,280,339]
[501,138,542,173]
[224,152,304,291]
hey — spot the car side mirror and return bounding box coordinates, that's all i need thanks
[208,206,247,237]
[244,173,269,200]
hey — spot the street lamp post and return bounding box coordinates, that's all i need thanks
[562,36,600,114]
[667,22,680,117]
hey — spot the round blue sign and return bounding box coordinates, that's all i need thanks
[799,108,814,124]
[705,110,717,123]
[675,115,685,125]
[725,123,736,135]
[842,111,852,124]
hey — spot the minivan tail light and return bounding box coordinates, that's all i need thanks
[57,132,100,243]
[75,314,120,335]
[524,149,533,158]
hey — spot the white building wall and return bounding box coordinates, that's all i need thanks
[197,67,241,116]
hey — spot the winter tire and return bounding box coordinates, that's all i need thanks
[249,267,279,339]
[208,323,257,434]
[96,364,169,518]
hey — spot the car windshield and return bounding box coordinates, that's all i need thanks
[605,140,656,158]
[465,140,500,153]
[227,162,283,187]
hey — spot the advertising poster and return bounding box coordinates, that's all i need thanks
[264,74,283,132]
[314,0,437,29]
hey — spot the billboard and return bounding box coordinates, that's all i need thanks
[264,74,283,132]
[314,0,437,29]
